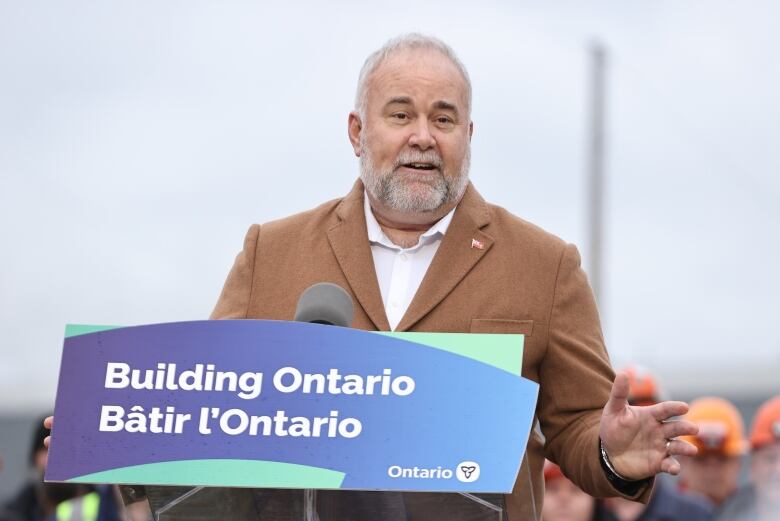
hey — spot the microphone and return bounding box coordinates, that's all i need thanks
[294,283,354,519]
[294,282,354,327]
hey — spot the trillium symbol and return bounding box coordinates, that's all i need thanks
[455,461,480,482]
[460,466,477,479]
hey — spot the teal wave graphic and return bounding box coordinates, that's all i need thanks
[376,332,524,377]
[63,324,524,376]
[66,459,346,488]
[65,324,122,338]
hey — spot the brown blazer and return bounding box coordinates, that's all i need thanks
[211,179,651,519]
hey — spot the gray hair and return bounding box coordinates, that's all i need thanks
[354,33,472,119]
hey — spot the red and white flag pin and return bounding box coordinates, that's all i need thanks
[471,238,485,250]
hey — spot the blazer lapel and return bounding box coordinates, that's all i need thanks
[327,180,391,331]
[395,183,494,332]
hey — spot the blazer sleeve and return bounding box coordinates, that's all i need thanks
[210,224,261,320]
[539,243,653,501]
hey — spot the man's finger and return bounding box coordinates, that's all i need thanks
[661,420,698,439]
[667,439,698,458]
[43,416,53,449]
[660,456,681,475]
[605,373,630,415]
[649,401,689,422]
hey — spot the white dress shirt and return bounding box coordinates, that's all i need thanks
[364,192,456,330]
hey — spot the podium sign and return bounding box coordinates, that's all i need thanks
[46,320,538,494]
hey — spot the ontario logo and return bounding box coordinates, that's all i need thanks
[455,461,480,482]
[387,461,481,483]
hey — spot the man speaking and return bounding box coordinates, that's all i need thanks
[208,33,698,519]
[43,33,696,519]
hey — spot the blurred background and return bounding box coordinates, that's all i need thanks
[1,0,778,506]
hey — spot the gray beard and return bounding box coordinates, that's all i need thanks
[359,142,470,213]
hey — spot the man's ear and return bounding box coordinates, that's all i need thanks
[348,112,363,156]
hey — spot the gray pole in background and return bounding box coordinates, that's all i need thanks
[587,41,607,307]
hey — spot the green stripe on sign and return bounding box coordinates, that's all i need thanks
[66,459,346,489]
[64,324,122,338]
[376,332,523,377]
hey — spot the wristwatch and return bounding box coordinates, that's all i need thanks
[599,438,650,497]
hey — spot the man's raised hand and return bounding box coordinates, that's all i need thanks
[599,372,699,480]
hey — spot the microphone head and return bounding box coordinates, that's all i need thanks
[294,282,354,327]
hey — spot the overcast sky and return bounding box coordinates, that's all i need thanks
[1,0,778,413]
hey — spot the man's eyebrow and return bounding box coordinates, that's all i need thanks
[433,100,459,115]
[383,97,461,115]
[385,96,413,106]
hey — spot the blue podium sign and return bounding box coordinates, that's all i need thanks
[46,320,538,493]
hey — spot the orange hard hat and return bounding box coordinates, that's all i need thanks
[623,365,661,406]
[680,397,749,457]
[749,396,780,451]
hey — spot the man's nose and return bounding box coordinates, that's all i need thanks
[407,120,436,150]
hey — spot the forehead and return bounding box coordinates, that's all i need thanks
[366,48,469,111]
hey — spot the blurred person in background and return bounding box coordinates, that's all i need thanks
[0,416,87,521]
[597,366,714,521]
[42,485,121,521]
[678,398,749,508]
[717,396,780,521]
[543,460,601,521]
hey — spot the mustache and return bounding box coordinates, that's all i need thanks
[393,150,443,169]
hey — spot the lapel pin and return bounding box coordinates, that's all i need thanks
[471,238,485,250]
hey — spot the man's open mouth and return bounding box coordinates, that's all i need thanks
[402,162,438,171]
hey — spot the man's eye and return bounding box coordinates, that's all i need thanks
[392,113,408,120]
[436,117,454,125]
